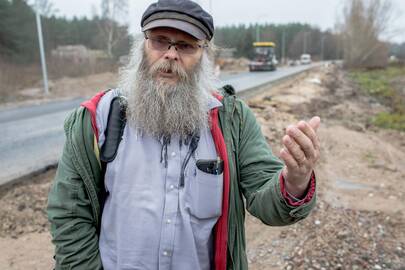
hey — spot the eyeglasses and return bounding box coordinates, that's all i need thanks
[144,34,207,55]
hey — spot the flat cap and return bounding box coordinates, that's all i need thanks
[141,0,214,41]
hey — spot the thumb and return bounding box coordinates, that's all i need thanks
[308,116,321,132]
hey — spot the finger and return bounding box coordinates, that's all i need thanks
[297,121,320,151]
[286,125,316,160]
[282,134,306,165]
[308,116,321,132]
[279,148,299,170]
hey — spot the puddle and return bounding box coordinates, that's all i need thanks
[335,179,372,190]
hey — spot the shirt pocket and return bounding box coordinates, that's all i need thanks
[188,167,223,219]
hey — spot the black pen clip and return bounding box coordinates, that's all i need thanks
[196,157,223,175]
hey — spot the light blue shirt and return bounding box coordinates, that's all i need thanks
[97,89,223,270]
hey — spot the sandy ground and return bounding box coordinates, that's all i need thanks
[1,65,405,269]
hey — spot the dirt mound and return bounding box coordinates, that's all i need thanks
[247,63,405,269]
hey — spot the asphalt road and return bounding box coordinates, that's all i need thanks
[0,63,319,185]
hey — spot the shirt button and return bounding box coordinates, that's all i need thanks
[171,152,176,157]
[166,219,172,224]
[169,185,175,190]
[163,251,170,256]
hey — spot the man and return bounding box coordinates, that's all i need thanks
[47,0,320,269]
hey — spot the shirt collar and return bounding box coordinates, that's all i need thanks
[208,93,223,110]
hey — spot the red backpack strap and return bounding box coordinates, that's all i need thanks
[81,90,109,140]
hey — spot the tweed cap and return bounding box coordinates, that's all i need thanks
[141,0,214,40]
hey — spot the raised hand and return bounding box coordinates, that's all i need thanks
[279,116,321,198]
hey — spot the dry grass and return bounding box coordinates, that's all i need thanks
[0,60,42,103]
[0,57,117,104]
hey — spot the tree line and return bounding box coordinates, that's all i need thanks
[1,0,404,66]
[0,0,342,64]
[214,23,342,61]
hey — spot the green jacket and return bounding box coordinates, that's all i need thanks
[47,90,316,270]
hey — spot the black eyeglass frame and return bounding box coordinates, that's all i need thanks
[144,32,208,55]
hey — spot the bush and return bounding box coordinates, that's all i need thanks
[372,112,405,131]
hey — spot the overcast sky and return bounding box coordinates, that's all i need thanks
[49,0,405,43]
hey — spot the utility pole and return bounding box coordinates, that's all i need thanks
[35,0,49,95]
[256,25,260,42]
[336,35,340,60]
[303,32,308,54]
[255,14,268,42]
[321,36,326,61]
[282,30,286,65]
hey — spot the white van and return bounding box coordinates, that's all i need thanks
[300,54,312,65]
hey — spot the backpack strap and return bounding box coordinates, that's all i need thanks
[100,96,127,164]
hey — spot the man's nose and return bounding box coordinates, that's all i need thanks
[163,45,179,61]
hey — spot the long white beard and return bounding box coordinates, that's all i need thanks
[118,38,218,138]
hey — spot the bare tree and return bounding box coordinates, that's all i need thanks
[340,0,396,68]
[99,0,129,58]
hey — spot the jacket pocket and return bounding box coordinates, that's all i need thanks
[188,168,223,219]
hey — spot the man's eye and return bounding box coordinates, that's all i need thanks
[177,43,195,50]
[155,39,169,45]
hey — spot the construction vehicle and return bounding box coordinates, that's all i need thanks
[249,42,278,72]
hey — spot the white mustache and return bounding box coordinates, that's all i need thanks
[149,60,189,82]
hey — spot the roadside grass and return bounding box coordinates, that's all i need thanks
[350,66,405,131]
[372,112,405,131]
[0,58,117,105]
[0,61,42,103]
